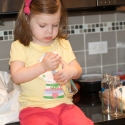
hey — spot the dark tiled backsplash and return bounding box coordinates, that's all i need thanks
[0,21,125,41]
[68,21,125,34]
[0,13,125,74]
[0,30,13,41]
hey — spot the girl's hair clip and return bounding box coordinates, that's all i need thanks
[23,0,32,15]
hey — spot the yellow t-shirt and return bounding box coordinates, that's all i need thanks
[9,38,76,110]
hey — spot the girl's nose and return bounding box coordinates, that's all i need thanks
[47,26,53,34]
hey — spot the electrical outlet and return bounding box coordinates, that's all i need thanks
[88,41,108,55]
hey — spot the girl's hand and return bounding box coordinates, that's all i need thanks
[53,59,78,85]
[41,52,61,72]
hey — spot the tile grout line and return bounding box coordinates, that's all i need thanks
[99,14,103,74]
[115,13,118,72]
[0,58,9,61]
[83,15,87,74]
[86,63,125,69]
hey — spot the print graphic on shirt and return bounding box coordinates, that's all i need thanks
[39,53,64,99]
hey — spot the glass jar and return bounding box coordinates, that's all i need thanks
[101,73,113,114]
[109,75,123,118]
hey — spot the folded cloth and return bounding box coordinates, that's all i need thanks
[0,89,8,107]
[0,77,8,107]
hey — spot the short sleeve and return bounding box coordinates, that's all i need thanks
[66,40,76,62]
[59,39,76,64]
[9,40,26,64]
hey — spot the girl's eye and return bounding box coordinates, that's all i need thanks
[39,25,46,28]
[53,24,58,27]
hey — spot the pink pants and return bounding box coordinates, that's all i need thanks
[19,104,94,125]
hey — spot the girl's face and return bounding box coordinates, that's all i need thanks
[29,10,60,46]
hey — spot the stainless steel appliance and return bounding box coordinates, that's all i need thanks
[0,0,125,15]
[0,0,23,14]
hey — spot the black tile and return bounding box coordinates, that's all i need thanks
[71,30,74,34]
[75,25,78,29]
[0,36,3,40]
[96,24,99,27]
[112,22,115,26]
[116,27,119,30]
[100,28,103,31]
[88,29,91,32]
[92,29,95,32]
[79,25,83,29]
[4,31,8,35]
[9,31,12,35]
[120,22,123,25]
[112,27,115,30]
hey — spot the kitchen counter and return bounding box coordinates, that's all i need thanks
[76,102,125,125]
[6,103,125,125]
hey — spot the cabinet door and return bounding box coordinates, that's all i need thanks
[0,0,23,13]
[62,0,97,9]
[117,0,125,5]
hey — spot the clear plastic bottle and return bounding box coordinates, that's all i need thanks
[101,73,112,114]
[109,75,123,118]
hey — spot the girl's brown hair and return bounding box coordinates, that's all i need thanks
[14,0,68,46]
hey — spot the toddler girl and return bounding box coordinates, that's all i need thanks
[9,0,94,125]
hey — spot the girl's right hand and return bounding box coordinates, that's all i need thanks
[41,52,61,72]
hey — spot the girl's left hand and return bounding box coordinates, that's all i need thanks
[53,59,77,85]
